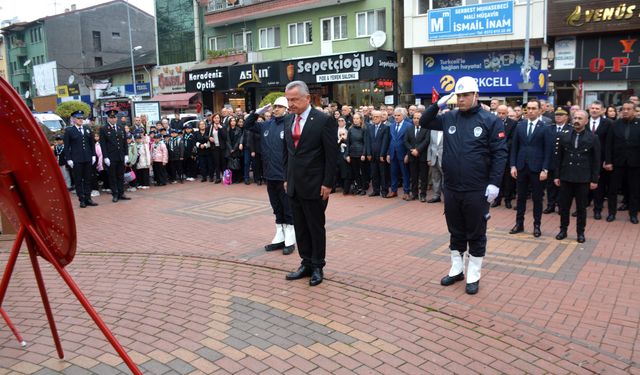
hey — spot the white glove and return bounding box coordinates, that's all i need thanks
[485,184,499,203]
[437,93,455,109]
[256,104,271,115]
[124,155,129,164]
[67,160,74,169]
[92,156,96,165]
[104,158,111,167]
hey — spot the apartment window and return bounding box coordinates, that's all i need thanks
[94,57,103,67]
[29,28,42,43]
[321,16,347,41]
[208,36,228,51]
[135,73,145,83]
[356,9,386,37]
[259,26,280,49]
[92,31,101,52]
[112,32,121,38]
[288,21,312,46]
[233,31,253,51]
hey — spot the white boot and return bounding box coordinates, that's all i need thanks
[466,255,483,295]
[441,250,465,286]
[283,224,296,255]
[265,224,285,251]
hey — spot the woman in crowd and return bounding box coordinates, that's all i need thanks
[606,105,618,121]
[210,113,226,183]
[226,116,243,183]
[347,112,370,195]
[194,120,213,182]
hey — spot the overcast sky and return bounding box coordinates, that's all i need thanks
[0,0,155,24]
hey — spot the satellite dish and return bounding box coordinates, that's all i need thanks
[24,90,30,98]
[369,31,386,49]
[68,75,75,85]
[23,59,31,67]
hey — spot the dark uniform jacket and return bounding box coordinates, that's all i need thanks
[183,132,196,158]
[404,126,430,162]
[554,128,600,184]
[54,144,67,166]
[63,125,95,163]
[420,104,507,192]
[99,123,127,161]
[244,112,286,181]
[605,117,640,167]
[346,126,370,157]
[546,123,572,170]
[167,136,185,161]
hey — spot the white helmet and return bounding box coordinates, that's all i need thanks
[273,96,289,109]
[454,76,479,94]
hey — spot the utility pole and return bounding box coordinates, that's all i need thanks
[518,0,533,102]
[393,0,413,107]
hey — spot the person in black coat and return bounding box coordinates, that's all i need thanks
[246,118,264,185]
[283,81,338,287]
[226,117,243,183]
[587,100,613,220]
[367,110,390,197]
[493,104,517,208]
[167,128,185,183]
[182,124,198,181]
[53,134,72,189]
[63,110,97,208]
[403,111,430,201]
[209,113,228,183]
[100,109,130,202]
[194,120,214,182]
[553,109,600,243]
[346,113,370,195]
[543,107,572,214]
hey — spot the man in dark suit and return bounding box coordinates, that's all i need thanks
[553,109,600,243]
[63,110,97,208]
[100,109,130,202]
[283,81,338,286]
[587,100,613,220]
[493,104,517,208]
[604,101,640,224]
[367,110,390,197]
[543,107,572,214]
[509,99,552,237]
[404,111,430,201]
[387,107,412,199]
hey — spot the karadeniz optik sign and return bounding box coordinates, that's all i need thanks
[428,0,513,40]
[185,68,229,92]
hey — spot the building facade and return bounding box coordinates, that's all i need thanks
[0,35,7,82]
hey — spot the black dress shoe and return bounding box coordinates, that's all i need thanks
[201,178,207,182]
[265,242,285,251]
[257,180,263,186]
[465,281,479,295]
[309,268,323,286]
[427,197,441,203]
[79,202,87,208]
[244,180,251,185]
[214,179,222,184]
[594,211,602,220]
[119,195,131,200]
[285,265,312,280]
[283,245,295,255]
[505,201,512,209]
[533,225,542,238]
[490,200,501,208]
[358,190,367,196]
[606,214,616,222]
[381,193,388,198]
[112,197,119,203]
[577,234,586,243]
[571,211,577,217]
[419,196,427,203]
[555,230,567,240]
[543,206,555,214]
[209,177,214,182]
[85,200,98,206]
[368,191,380,197]
[618,204,628,211]
[631,216,639,224]
[509,224,524,234]
[440,272,464,286]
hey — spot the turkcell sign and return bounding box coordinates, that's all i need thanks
[316,72,359,83]
[428,0,514,40]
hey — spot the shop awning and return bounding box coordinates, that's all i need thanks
[150,92,199,108]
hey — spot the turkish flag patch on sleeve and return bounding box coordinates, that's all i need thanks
[498,131,506,138]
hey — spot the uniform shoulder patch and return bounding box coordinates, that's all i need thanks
[498,131,505,138]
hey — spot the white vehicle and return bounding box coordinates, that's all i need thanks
[33,112,67,132]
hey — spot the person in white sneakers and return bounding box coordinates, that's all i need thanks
[420,77,508,294]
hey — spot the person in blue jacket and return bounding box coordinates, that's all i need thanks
[420,76,508,295]
[244,97,296,255]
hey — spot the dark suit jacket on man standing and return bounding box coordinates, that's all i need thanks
[367,122,390,195]
[284,106,338,269]
[100,123,128,198]
[589,116,612,214]
[404,126,430,198]
[605,116,640,218]
[63,124,95,204]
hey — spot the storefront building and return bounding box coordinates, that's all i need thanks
[547,0,640,107]
[185,65,229,113]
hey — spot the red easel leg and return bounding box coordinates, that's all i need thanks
[0,307,26,346]
[26,238,64,359]
[0,226,25,305]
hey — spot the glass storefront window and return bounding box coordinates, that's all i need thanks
[333,82,386,107]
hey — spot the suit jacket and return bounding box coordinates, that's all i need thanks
[510,118,553,172]
[546,123,572,170]
[63,125,95,163]
[367,122,390,159]
[606,117,640,167]
[427,130,444,167]
[99,123,127,161]
[387,119,412,160]
[590,116,612,163]
[503,118,517,149]
[284,107,338,199]
[404,126,429,162]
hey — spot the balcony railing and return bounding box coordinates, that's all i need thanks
[207,0,263,13]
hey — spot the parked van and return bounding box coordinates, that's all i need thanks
[33,112,67,132]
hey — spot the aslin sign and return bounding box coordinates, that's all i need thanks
[547,0,640,36]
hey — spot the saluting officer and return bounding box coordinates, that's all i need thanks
[553,110,600,243]
[100,109,130,202]
[63,110,97,208]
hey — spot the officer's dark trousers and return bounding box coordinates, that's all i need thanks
[545,169,561,209]
[72,162,92,203]
[559,181,589,234]
[290,195,328,269]
[444,189,489,257]
[608,165,640,217]
[107,160,125,198]
[370,158,388,194]
[408,159,428,197]
[516,165,544,226]
[267,180,293,224]
[591,169,609,213]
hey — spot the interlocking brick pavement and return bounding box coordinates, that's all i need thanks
[1,181,639,374]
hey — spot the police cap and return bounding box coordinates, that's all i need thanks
[71,110,85,119]
[105,109,118,118]
[554,107,568,115]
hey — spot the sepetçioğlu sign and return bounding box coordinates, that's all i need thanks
[284,51,397,84]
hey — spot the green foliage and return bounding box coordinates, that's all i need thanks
[259,92,285,108]
[206,48,242,59]
[55,101,91,121]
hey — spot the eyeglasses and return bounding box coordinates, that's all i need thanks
[526,107,538,110]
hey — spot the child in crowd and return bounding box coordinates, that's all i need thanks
[152,133,168,186]
[167,128,185,184]
[134,133,151,189]
[126,134,139,191]
[93,132,109,195]
[52,135,72,190]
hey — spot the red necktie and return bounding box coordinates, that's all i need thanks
[293,115,302,148]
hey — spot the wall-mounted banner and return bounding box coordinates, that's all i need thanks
[185,68,229,92]
[423,49,541,73]
[554,37,577,69]
[428,0,514,40]
[413,69,547,94]
[125,83,151,96]
[284,51,397,83]
[229,63,284,88]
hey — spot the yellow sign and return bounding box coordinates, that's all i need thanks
[566,4,637,27]
[56,85,69,98]
[440,75,455,92]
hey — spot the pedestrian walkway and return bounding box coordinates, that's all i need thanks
[1,182,638,374]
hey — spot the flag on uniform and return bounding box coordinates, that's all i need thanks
[431,87,439,104]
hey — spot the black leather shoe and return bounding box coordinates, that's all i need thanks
[505,201,512,209]
[419,196,427,203]
[112,197,119,203]
[119,195,131,200]
[358,190,367,196]
[594,211,602,220]
[368,191,380,197]
[606,214,616,222]
[85,200,98,207]
[490,201,501,208]
[79,202,87,208]
[618,204,628,211]
[465,281,479,295]
[285,265,312,280]
[509,224,524,234]
[309,268,323,286]
[577,234,586,243]
[571,211,577,217]
[282,245,295,255]
[555,230,567,240]
[631,216,639,224]
[543,206,555,214]
[265,242,285,251]
[533,225,542,238]
[201,178,207,182]
[440,272,464,286]
[427,197,441,203]
[214,179,222,184]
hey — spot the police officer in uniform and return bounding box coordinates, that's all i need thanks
[420,76,507,295]
[244,97,296,255]
[100,109,130,202]
[63,110,98,208]
[553,109,600,243]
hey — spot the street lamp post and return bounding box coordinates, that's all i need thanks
[126,1,142,97]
